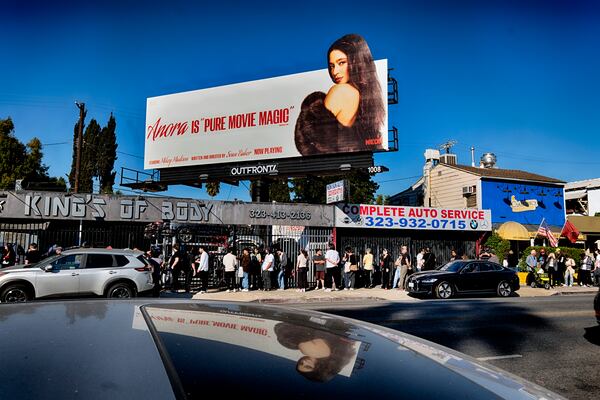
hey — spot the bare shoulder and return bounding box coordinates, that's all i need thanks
[326,83,359,101]
[324,84,359,121]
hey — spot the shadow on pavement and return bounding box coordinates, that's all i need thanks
[584,325,600,346]
[312,299,555,357]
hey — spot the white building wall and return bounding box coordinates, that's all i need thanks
[428,164,479,209]
[588,188,600,216]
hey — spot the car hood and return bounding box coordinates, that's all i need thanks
[0,300,565,400]
[0,264,40,273]
[411,270,455,279]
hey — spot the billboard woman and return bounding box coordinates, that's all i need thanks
[295,34,386,156]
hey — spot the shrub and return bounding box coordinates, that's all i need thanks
[518,246,585,272]
[483,233,511,262]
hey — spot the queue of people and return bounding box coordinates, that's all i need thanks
[525,248,600,287]
[153,243,445,294]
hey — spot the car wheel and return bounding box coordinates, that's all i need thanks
[544,283,551,290]
[530,281,536,288]
[107,282,136,299]
[1,284,31,303]
[497,281,512,297]
[435,281,454,299]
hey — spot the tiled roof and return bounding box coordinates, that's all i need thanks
[440,163,564,184]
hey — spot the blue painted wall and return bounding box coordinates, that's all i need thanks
[481,179,565,227]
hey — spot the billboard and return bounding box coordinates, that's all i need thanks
[145,34,388,169]
[335,204,492,231]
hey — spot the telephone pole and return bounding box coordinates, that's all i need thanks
[74,102,85,193]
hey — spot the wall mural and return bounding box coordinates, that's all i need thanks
[481,179,565,227]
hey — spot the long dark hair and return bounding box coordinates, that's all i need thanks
[327,34,385,135]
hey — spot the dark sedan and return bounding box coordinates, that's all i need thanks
[0,299,561,399]
[407,260,520,299]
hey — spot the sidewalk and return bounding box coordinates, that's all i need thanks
[186,285,598,303]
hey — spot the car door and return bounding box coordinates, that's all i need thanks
[35,254,82,298]
[456,262,482,292]
[476,262,498,292]
[78,253,119,295]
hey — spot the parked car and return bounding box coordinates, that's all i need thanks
[0,300,564,399]
[0,248,154,302]
[407,260,520,299]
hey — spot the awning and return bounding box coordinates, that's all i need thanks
[568,216,600,234]
[497,221,530,240]
[565,190,586,201]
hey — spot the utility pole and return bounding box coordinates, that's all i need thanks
[74,102,85,193]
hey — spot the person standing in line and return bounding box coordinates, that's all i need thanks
[564,257,575,287]
[325,244,340,292]
[488,250,499,264]
[362,248,374,288]
[423,247,436,271]
[538,248,548,272]
[392,251,401,289]
[223,248,237,292]
[296,249,309,292]
[416,248,425,273]
[449,249,458,262]
[240,248,251,292]
[580,250,594,287]
[526,250,538,272]
[261,247,275,291]
[506,250,519,271]
[380,248,392,290]
[25,243,41,265]
[341,248,350,290]
[313,249,326,290]
[555,248,566,286]
[546,252,557,287]
[276,249,288,290]
[195,245,210,294]
[251,247,262,290]
[145,249,162,298]
[170,244,183,292]
[397,245,412,291]
[343,247,357,290]
[593,249,600,286]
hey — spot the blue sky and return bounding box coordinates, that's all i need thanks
[2,0,599,201]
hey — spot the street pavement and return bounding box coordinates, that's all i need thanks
[292,294,599,400]
[185,284,598,303]
[166,286,599,399]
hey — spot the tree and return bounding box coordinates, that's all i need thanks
[68,110,86,190]
[374,194,390,205]
[0,117,65,191]
[77,119,101,193]
[290,170,379,204]
[248,179,291,202]
[97,114,118,194]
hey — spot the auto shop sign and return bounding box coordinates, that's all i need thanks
[335,204,492,231]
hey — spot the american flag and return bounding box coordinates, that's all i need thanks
[536,219,558,247]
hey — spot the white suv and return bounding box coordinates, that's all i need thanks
[0,248,154,303]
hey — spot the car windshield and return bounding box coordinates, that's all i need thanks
[30,254,61,269]
[437,261,465,272]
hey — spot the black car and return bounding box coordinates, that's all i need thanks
[0,299,561,399]
[407,260,520,299]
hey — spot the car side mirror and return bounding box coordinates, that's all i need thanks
[44,265,54,272]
